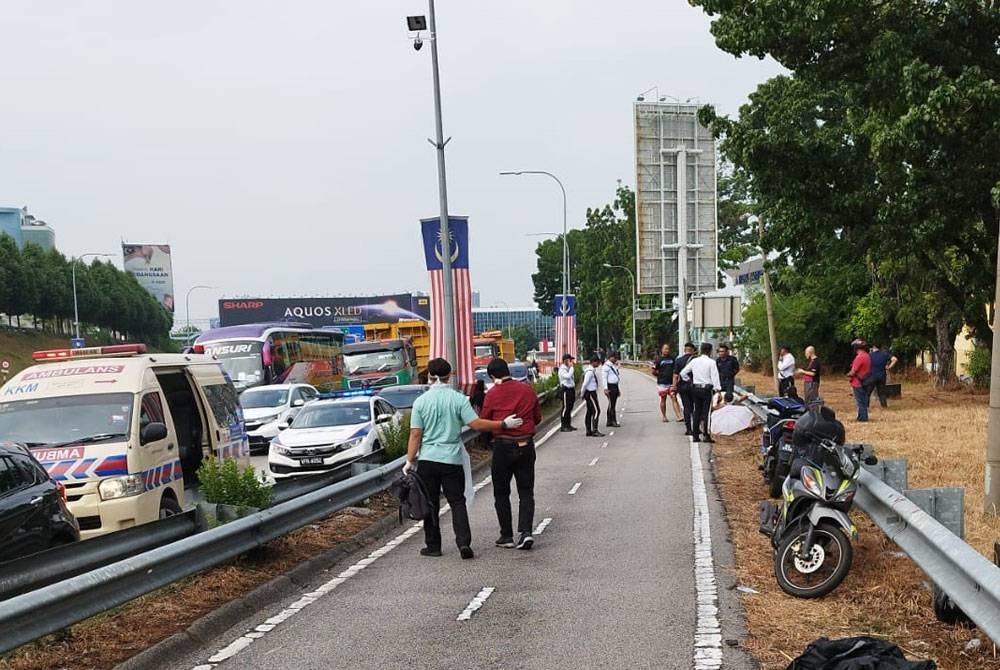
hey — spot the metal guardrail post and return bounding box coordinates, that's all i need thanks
[862,458,908,493]
[904,487,965,540]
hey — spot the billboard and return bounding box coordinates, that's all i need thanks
[634,102,718,301]
[218,294,431,327]
[122,243,175,312]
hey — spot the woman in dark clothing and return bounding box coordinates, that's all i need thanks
[470,379,487,414]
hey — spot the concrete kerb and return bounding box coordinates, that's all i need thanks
[115,401,577,670]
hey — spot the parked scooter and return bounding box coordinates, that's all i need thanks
[760,397,806,498]
[759,407,877,598]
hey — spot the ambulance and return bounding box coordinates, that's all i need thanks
[0,344,249,539]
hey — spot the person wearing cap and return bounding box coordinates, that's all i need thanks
[602,352,622,428]
[846,339,872,422]
[679,342,722,442]
[581,355,604,436]
[480,359,542,551]
[404,358,523,559]
[558,353,577,432]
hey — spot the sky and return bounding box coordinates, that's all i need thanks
[0,1,782,327]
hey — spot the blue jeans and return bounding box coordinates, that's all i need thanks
[852,386,869,421]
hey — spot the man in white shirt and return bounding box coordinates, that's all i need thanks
[558,354,577,432]
[680,342,722,443]
[581,355,604,437]
[602,352,622,428]
[777,345,798,399]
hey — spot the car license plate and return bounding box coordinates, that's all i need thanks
[301,457,325,466]
[780,442,793,452]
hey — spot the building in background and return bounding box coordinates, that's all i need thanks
[0,207,57,250]
[473,306,553,344]
[471,291,481,308]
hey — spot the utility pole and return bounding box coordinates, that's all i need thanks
[758,215,780,394]
[984,220,1000,512]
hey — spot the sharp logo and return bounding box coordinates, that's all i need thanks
[222,301,264,310]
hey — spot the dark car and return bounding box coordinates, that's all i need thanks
[375,384,431,411]
[0,442,79,563]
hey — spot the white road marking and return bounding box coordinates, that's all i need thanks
[456,586,496,621]
[690,441,722,669]
[600,441,608,449]
[609,431,615,436]
[567,482,582,495]
[588,457,599,466]
[533,517,553,535]
[190,396,577,669]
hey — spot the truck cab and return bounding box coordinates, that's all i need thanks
[341,339,418,390]
[0,344,249,539]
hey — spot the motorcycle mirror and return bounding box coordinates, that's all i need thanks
[864,455,879,466]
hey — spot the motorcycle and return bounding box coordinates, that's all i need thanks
[760,397,806,498]
[759,407,877,598]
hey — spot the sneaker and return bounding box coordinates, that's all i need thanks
[459,546,475,559]
[515,533,534,550]
[495,536,515,548]
[420,547,442,557]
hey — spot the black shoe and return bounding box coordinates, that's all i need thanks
[459,546,475,559]
[690,435,701,442]
[495,536,515,548]
[704,437,716,443]
[684,431,692,436]
[592,431,605,437]
[515,533,534,550]
[568,426,578,431]
[420,547,442,557]
[561,427,574,432]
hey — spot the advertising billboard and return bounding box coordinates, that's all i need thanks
[218,294,431,327]
[122,243,175,312]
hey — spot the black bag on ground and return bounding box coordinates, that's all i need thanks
[786,636,936,670]
[391,472,434,525]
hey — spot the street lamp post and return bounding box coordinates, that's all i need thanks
[501,171,569,355]
[603,263,637,361]
[185,285,217,332]
[72,253,113,341]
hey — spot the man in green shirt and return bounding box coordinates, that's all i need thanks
[405,358,522,559]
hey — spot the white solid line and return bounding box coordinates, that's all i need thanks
[533,517,553,535]
[690,441,723,670]
[456,586,496,621]
[567,482,582,495]
[588,457,599,466]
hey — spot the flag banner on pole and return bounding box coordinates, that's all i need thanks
[553,294,577,360]
[421,216,475,385]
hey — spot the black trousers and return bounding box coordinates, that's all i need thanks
[679,385,694,433]
[560,386,575,428]
[779,376,799,400]
[690,385,713,439]
[606,382,620,425]
[417,459,471,550]
[868,378,888,408]
[491,438,536,537]
[583,389,600,433]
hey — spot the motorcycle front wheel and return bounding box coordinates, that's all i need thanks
[774,522,853,598]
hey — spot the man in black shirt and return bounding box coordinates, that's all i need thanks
[716,343,740,402]
[650,344,682,423]
[672,342,697,435]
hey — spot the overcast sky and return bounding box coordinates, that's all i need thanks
[0,1,781,325]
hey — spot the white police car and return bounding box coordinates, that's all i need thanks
[241,384,318,454]
[267,394,401,478]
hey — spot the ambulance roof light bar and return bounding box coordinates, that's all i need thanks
[32,344,148,361]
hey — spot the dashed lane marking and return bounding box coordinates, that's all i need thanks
[600,441,608,449]
[567,482,582,495]
[588,457,599,466]
[533,518,553,535]
[456,586,496,621]
[690,441,722,669]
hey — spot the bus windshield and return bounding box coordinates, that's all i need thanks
[201,341,264,389]
[343,349,405,375]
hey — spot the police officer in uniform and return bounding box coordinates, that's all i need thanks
[602,352,621,428]
[558,353,577,432]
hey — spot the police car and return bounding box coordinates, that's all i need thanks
[240,383,318,454]
[267,394,401,478]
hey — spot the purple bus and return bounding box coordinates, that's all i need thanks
[193,323,345,392]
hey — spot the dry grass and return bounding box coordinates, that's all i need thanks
[718,371,1000,669]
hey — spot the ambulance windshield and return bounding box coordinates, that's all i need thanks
[0,393,134,447]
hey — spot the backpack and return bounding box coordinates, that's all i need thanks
[391,472,435,526]
[786,636,936,670]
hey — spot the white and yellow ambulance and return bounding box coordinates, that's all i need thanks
[0,344,249,539]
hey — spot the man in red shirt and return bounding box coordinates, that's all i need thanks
[846,339,872,422]
[480,358,542,550]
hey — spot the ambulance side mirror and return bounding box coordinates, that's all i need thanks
[141,422,168,445]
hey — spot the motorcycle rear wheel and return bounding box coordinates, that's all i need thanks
[774,522,853,598]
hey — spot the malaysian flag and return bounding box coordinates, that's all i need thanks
[553,294,578,360]
[421,216,475,385]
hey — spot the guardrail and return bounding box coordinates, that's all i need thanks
[0,383,560,655]
[736,386,1000,643]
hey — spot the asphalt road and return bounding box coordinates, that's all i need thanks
[169,370,754,670]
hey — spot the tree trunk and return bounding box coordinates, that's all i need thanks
[934,316,956,387]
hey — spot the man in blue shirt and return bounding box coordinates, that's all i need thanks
[404,358,522,559]
[868,343,898,409]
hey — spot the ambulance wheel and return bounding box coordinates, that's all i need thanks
[159,494,182,519]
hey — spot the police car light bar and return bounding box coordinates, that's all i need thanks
[32,344,148,361]
[317,388,376,400]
